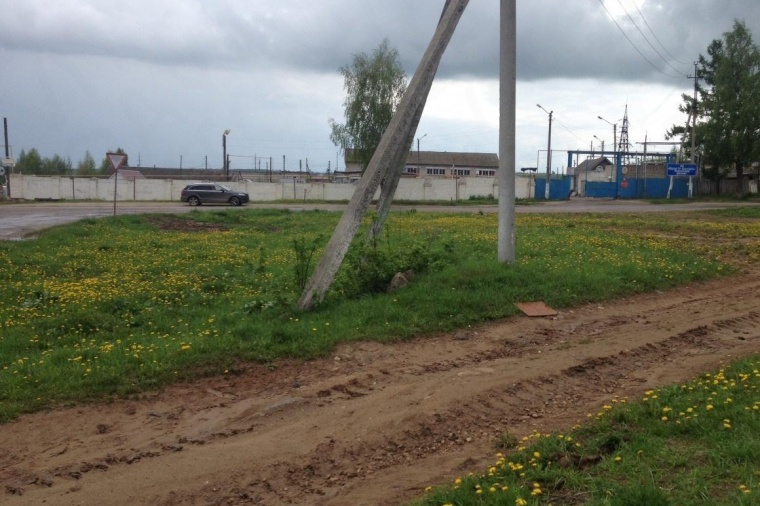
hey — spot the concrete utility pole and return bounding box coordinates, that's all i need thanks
[222,129,230,180]
[3,117,10,198]
[690,62,699,198]
[642,133,648,198]
[594,136,605,155]
[498,0,516,263]
[537,105,552,199]
[4,118,9,160]
[691,62,698,164]
[585,140,594,196]
[297,0,470,311]
[370,2,459,241]
[598,116,617,156]
[417,134,427,173]
[598,115,619,197]
[370,105,425,240]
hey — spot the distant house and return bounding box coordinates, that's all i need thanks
[570,158,676,196]
[337,148,499,182]
[568,157,613,196]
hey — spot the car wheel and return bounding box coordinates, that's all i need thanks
[230,196,241,206]
[188,196,201,206]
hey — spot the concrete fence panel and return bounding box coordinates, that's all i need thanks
[9,174,534,203]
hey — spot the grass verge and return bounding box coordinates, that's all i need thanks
[411,355,760,506]
[1,207,758,421]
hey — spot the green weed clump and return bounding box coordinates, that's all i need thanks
[332,233,455,299]
[0,209,744,421]
[413,356,760,506]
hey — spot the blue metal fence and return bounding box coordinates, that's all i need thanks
[534,177,572,200]
[535,175,691,200]
[585,178,691,199]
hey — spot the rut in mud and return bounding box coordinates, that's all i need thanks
[2,271,760,506]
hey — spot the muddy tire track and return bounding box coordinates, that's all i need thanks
[2,273,760,506]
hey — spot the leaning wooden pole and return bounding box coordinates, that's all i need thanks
[297,0,470,311]
[371,1,456,241]
[369,102,424,241]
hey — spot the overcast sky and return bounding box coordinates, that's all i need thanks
[2,0,759,173]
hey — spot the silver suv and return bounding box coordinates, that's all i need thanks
[180,184,250,206]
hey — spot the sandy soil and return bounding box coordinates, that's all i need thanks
[2,265,760,505]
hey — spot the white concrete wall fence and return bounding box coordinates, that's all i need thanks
[9,175,534,202]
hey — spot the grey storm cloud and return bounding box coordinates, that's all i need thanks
[3,0,759,83]
[2,0,759,170]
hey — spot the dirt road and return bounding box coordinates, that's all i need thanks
[2,265,760,505]
[2,199,758,240]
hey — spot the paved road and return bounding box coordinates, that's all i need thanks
[0,199,756,240]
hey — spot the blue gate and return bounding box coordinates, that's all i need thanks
[586,178,690,199]
[534,176,572,200]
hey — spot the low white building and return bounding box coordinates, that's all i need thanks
[338,149,499,181]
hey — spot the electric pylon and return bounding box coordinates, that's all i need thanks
[618,104,630,152]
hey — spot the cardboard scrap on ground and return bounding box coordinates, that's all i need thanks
[516,302,558,317]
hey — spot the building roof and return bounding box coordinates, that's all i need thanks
[345,148,498,168]
[110,169,145,180]
[569,157,612,176]
[413,150,499,167]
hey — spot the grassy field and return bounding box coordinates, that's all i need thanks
[407,205,760,506]
[412,356,760,506]
[1,207,759,422]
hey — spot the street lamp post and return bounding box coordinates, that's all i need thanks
[222,129,231,180]
[582,139,597,197]
[537,104,553,200]
[593,135,605,155]
[597,116,617,153]
[598,116,621,198]
[417,133,427,174]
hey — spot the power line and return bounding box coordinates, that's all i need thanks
[553,117,584,142]
[615,0,689,77]
[629,0,691,66]
[597,0,682,79]
[421,128,498,142]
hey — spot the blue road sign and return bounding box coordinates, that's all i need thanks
[667,163,698,177]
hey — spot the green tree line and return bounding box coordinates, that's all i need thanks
[14,148,128,176]
[668,19,760,194]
